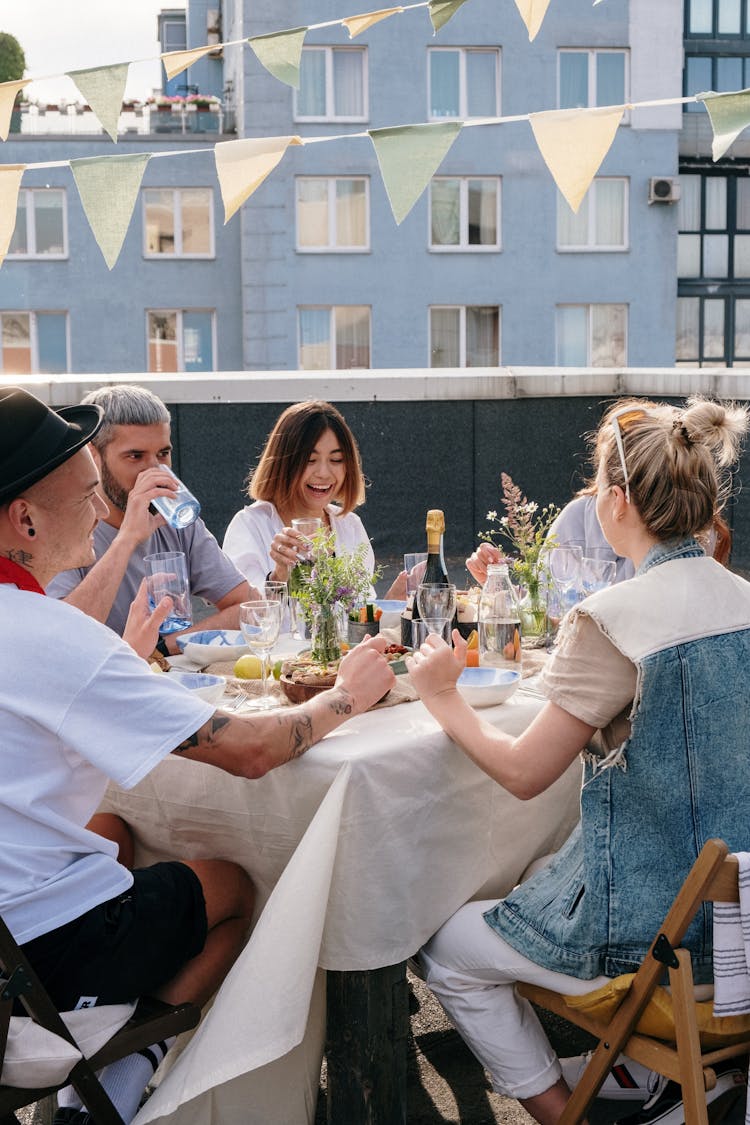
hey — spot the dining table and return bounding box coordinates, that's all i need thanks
[100,637,583,1125]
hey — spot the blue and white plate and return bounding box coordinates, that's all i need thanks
[175,629,248,664]
[168,670,227,705]
[456,667,521,708]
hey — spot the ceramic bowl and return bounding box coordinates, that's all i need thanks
[456,667,521,708]
[168,670,227,706]
[175,629,248,664]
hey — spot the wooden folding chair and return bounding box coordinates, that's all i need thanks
[0,908,200,1125]
[518,837,750,1125]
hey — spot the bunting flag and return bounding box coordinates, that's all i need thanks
[214,135,303,222]
[343,7,405,38]
[0,165,25,265]
[68,63,130,143]
[429,0,471,32]
[248,27,308,89]
[70,152,150,268]
[697,89,750,161]
[369,120,462,224]
[161,45,219,82]
[529,105,623,212]
[513,0,553,41]
[0,79,31,142]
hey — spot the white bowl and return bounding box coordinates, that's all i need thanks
[168,670,227,706]
[457,667,521,708]
[175,629,248,664]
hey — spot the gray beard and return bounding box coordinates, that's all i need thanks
[99,456,130,514]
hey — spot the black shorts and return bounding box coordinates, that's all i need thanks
[20,862,208,1012]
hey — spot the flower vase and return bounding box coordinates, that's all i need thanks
[519,583,548,648]
[310,605,342,664]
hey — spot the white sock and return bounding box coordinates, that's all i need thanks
[560,1052,654,1100]
[56,1038,174,1123]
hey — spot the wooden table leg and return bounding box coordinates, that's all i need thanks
[325,961,408,1125]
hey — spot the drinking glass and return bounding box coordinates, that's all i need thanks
[291,517,323,562]
[546,546,583,614]
[237,600,282,711]
[412,618,451,646]
[143,551,192,634]
[404,553,428,598]
[580,556,617,595]
[416,582,457,622]
[265,580,290,633]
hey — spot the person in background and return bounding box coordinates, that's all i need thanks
[407,396,749,1125]
[47,384,257,654]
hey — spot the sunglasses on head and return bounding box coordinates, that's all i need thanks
[609,406,648,503]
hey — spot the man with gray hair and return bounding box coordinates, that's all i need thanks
[48,384,256,652]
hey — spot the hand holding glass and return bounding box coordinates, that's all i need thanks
[238,600,282,711]
[291,517,323,562]
[143,551,192,634]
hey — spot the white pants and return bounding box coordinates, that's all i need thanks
[421,900,611,1100]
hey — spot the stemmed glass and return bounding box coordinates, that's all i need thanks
[237,600,282,711]
[546,547,582,615]
[416,583,457,629]
[580,556,616,595]
[265,580,290,634]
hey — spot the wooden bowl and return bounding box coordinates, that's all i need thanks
[279,673,335,704]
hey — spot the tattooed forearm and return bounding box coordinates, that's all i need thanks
[174,713,230,753]
[285,712,314,761]
[327,689,353,717]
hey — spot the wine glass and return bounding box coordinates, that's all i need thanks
[416,582,457,623]
[546,546,582,614]
[580,556,616,595]
[238,600,282,711]
[265,580,290,634]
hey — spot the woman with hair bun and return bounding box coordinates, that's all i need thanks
[406,396,750,1125]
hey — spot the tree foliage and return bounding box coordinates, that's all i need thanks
[0,32,26,85]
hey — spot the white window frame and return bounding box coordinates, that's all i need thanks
[145,309,217,372]
[555,303,628,366]
[429,176,501,252]
[297,306,372,369]
[142,188,215,259]
[427,47,501,121]
[294,47,368,123]
[8,189,68,259]
[556,177,629,252]
[0,311,70,374]
[295,176,370,252]
[557,48,630,109]
[428,305,501,367]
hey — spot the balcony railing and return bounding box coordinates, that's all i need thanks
[12,103,225,138]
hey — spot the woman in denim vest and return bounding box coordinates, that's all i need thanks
[407,397,750,1125]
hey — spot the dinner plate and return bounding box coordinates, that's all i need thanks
[176,629,248,664]
[456,667,521,708]
[168,670,227,705]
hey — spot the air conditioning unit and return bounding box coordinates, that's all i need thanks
[648,177,681,205]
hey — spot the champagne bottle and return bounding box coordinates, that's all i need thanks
[401,509,452,645]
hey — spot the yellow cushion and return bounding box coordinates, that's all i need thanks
[562,975,750,1047]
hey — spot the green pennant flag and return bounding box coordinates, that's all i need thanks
[697,89,750,161]
[68,63,129,143]
[248,27,308,89]
[70,153,150,269]
[369,121,462,224]
[429,0,471,32]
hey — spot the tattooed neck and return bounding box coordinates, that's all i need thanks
[4,549,33,568]
[175,713,230,753]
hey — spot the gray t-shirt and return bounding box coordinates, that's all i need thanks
[47,519,245,636]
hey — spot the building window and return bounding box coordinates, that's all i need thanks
[558,49,628,109]
[147,310,215,372]
[429,306,500,367]
[556,304,627,366]
[428,49,500,119]
[143,189,214,257]
[295,48,367,121]
[683,1,750,109]
[8,190,67,258]
[684,55,750,106]
[0,312,68,374]
[429,178,500,250]
[296,178,369,251]
[298,306,371,369]
[557,178,628,251]
[686,0,749,37]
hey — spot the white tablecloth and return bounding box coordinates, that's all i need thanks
[103,679,581,1125]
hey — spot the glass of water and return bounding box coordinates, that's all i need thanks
[238,600,282,710]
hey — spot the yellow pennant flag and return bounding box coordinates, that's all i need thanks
[370,121,462,224]
[0,79,31,142]
[697,89,750,161]
[161,45,218,82]
[529,105,623,213]
[429,0,471,32]
[69,63,129,143]
[0,165,25,266]
[70,153,150,269]
[513,0,552,41]
[248,27,308,89]
[214,136,303,222]
[343,7,404,38]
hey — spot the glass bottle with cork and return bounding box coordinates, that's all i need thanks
[401,509,454,646]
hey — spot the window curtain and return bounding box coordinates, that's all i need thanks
[559,52,588,109]
[594,180,624,246]
[431,308,460,366]
[1,313,31,374]
[466,306,499,366]
[8,194,27,255]
[335,306,369,367]
[333,51,363,116]
[336,180,366,246]
[468,180,497,245]
[37,313,67,374]
[299,308,331,369]
[591,304,627,366]
[183,311,213,372]
[431,180,460,245]
[465,51,497,117]
[430,51,459,117]
[676,297,700,361]
[298,180,329,247]
[298,50,326,116]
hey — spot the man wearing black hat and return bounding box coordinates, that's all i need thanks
[0,387,394,1124]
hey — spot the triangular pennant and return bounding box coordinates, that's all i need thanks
[214,136,303,222]
[0,79,31,142]
[248,27,308,89]
[70,153,150,268]
[697,89,750,161]
[529,105,623,213]
[161,45,217,82]
[0,166,25,266]
[343,7,404,38]
[68,63,129,143]
[369,121,462,224]
[512,0,553,41]
[429,0,471,32]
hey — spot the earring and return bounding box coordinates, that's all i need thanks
[28,528,35,537]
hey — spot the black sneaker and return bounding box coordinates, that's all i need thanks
[614,1060,746,1125]
[52,1110,91,1125]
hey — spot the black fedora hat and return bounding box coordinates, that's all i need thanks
[0,386,104,505]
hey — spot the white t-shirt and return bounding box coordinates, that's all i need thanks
[0,586,213,944]
[223,499,376,592]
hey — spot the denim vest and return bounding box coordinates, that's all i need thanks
[484,539,750,982]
